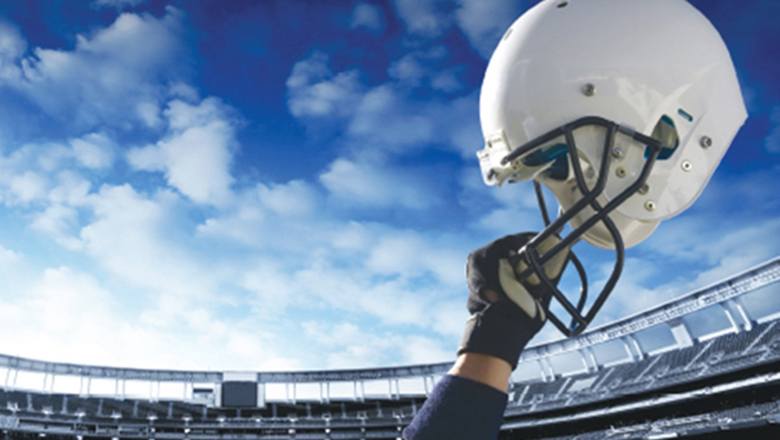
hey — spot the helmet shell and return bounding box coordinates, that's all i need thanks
[479,0,747,248]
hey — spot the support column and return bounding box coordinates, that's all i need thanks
[627,335,645,361]
[536,359,549,382]
[577,350,592,373]
[542,357,555,380]
[720,302,739,334]
[585,347,600,371]
[730,299,753,332]
[668,318,695,348]
[620,337,637,361]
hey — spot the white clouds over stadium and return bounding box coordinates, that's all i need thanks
[0,1,776,372]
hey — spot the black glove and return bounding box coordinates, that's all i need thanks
[457,232,570,369]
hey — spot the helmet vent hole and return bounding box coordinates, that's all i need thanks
[646,115,680,161]
[557,0,569,8]
[677,108,694,122]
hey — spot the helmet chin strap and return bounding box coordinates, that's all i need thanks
[505,116,663,337]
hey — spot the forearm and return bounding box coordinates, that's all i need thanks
[402,370,508,440]
[449,352,512,393]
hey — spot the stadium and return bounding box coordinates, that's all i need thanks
[1,256,778,439]
[0,1,778,440]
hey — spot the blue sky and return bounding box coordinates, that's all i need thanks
[0,0,777,372]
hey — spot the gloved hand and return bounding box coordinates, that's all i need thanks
[457,232,570,369]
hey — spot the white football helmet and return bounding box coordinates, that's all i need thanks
[477,0,746,335]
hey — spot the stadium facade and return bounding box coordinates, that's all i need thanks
[1,257,779,439]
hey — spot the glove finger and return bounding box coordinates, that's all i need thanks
[498,258,541,319]
[535,234,569,282]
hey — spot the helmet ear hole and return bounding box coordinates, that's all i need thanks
[647,115,679,160]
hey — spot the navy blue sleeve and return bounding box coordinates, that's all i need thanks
[403,374,508,440]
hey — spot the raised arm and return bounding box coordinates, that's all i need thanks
[403,233,569,440]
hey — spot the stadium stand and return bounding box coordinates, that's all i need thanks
[0,257,778,439]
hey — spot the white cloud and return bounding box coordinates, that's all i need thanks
[3,1,771,378]
[454,0,522,58]
[347,85,436,151]
[0,265,298,370]
[0,242,19,266]
[347,85,477,155]
[128,98,237,206]
[0,8,187,132]
[366,230,464,285]
[198,199,473,339]
[136,101,162,128]
[286,52,364,119]
[388,53,427,85]
[431,69,463,92]
[320,157,437,210]
[0,2,501,373]
[392,0,521,58]
[286,51,478,156]
[302,321,454,368]
[351,3,385,34]
[765,105,780,153]
[663,218,780,287]
[0,21,26,81]
[8,171,47,204]
[195,180,322,249]
[168,81,200,102]
[93,0,147,10]
[257,180,318,217]
[30,204,82,250]
[28,172,91,249]
[70,133,116,170]
[387,47,464,93]
[78,184,214,298]
[126,143,165,171]
[270,227,469,330]
[393,0,452,37]
[460,165,545,235]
